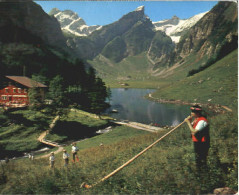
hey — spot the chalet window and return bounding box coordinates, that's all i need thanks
[5,88,9,93]
[13,88,16,93]
[2,96,7,100]
[24,89,27,93]
[18,88,21,93]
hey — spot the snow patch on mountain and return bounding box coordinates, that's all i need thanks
[55,11,78,22]
[52,7,207,40]
[153,12,208,43]
[136,6,144,11]
[52,9,102,36]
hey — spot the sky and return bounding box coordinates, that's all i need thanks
[35,1,218,26]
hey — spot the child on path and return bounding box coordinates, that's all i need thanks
[49,152,55,168]
[63,149,70,167]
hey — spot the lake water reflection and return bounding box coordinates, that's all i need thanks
[104,88,190,126]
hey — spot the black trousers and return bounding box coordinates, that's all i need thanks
[64,158,69,166]
[73,152,77,162]
[193,142,210,170]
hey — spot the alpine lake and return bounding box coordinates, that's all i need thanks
[104,88,190,127]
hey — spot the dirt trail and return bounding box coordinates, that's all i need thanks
[115,121,164,132]
[37,131,48,142]
[36,115,63,159]
[36,146,63,159]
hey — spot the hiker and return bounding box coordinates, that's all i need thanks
[31,153,34,160]
[63,149,70,167]
[28,152,34,160]
[71,143,79,163]
[184,105,210,171]
[49,152,55,168]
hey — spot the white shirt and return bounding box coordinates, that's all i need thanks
[72,146,78,153]
[195,120,208,131]
[63,153,70,159]
[49,155,55,161]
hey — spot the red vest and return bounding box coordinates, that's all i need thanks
[192,117,208,142]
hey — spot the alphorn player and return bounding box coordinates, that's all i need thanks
[184,105,210,171]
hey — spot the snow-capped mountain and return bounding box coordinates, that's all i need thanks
[153,12,208,43]
[51,7,207,43]
[50,8,102,36]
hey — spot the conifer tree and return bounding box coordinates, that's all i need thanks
[48,75,66,107]
[28,87,43,110]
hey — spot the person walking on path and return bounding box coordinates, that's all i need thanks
[63,149,70,167]
[184,105,210,171]
[28,152,34,160]
[71,143,79,163]
[49,152,55,168]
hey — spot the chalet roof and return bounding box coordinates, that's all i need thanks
[6,76,47,88]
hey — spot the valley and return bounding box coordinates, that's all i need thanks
[0,1,237,194]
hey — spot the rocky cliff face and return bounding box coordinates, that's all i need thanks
[147,31,175,67]
[101,16,155,62]
[175,1,238,60]
[65,5,175,64]
[65,6,147,59]
[153,1,238,71]
[153,12,207,43]
[0,0,67,48]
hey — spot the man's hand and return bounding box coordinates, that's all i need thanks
[184,116,192,123]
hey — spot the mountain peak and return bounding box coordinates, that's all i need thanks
[135,6,144,12]
[49,8,61,16]
[172,15,179,20]
[153,12,207,43]
[52,9,101,36]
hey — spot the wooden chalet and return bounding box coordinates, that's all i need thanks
[0,76,47,108]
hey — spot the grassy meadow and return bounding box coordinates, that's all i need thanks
[45,110,111,143]
[0,109,237,194]
[152,50,238,108]
[0,108,55,158]
[89,52,150,78]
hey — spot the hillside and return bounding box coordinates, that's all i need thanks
[0,1,237,193]
[89,52,153,79]
[0,105,237,194]
[0,0,67,49]
[152,49,238,109]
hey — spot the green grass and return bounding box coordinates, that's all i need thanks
[164,53,210,82]
[152,49,238,108]
[0,110,237,194]
[0,108,113,155]
[66,110,109,127]
[0,109,54,155]
[45,109,111,143]
[88,52,154,80]
[65,125,148,151]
